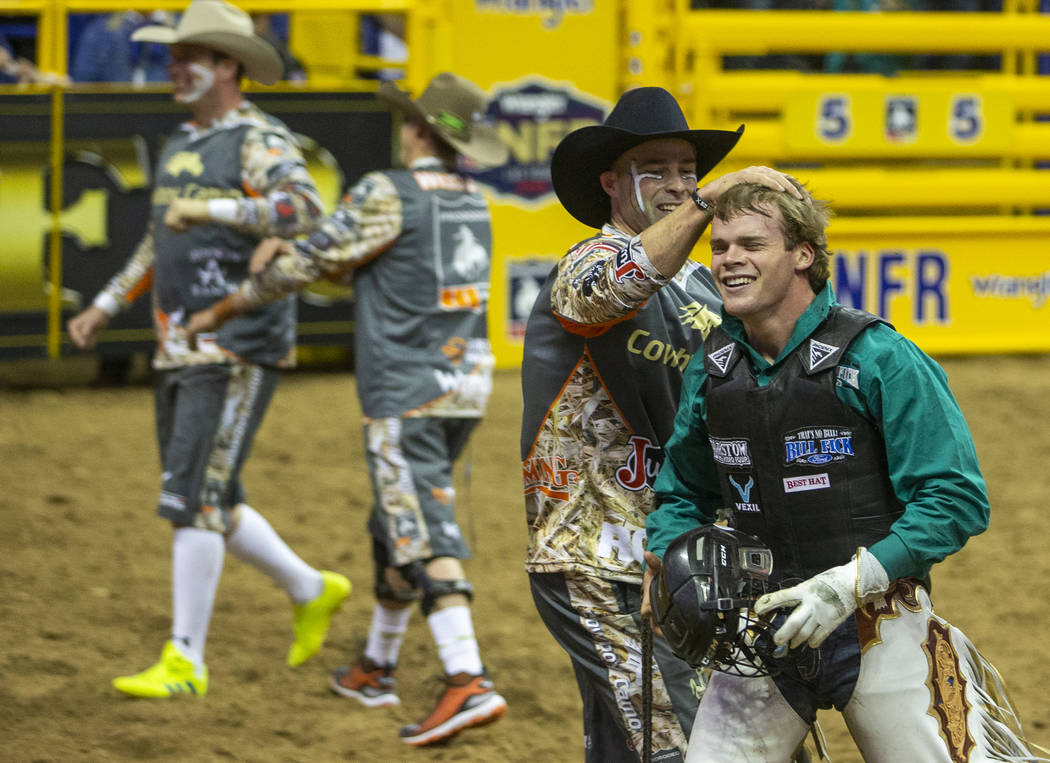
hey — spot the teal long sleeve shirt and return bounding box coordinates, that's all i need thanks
[647,284,990,582]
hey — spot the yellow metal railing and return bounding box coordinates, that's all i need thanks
[614,3,1050,355]
[618,8,1050,215]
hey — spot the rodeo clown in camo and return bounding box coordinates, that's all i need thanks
[186,73,512,747]
[67,0,351,701]
[519,86,805,763]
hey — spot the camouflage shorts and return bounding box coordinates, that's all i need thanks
[364,415,478,566]
[153,363,278,532]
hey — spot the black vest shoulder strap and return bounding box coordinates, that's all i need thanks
[796,305,891,376]
[704,324,742,378]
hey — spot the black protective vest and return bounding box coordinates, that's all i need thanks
[704,306,903,584]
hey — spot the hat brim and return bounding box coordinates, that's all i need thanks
[378,81,509,167]
[550,124,744,228]
[132,25,283,85]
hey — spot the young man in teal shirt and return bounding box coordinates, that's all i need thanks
[643,180,1039,761]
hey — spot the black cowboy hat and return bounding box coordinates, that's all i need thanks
[550,87,743,228]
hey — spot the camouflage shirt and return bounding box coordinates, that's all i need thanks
[242,157,495,418]
[521,224,723,582]
[93,101,323,369]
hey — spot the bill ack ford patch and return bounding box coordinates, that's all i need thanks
[783,426,855,466]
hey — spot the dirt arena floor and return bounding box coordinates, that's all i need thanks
[3,355,1049,762]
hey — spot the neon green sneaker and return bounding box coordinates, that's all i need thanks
[287,571,352,667]
[112,641,208,698]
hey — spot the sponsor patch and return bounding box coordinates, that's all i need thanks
[836,365,860,389]
[710,437,751,467]
[707,343,735,375]
[783,473,830,493]
[615,435,661,491]
[612,245,645,284]
[783,426,855,465]
[679,301,720,333]
[728,473,760,512]
[522,456,579,502]
[578,261,604,298]
[164,150,203,177]
[808,338,839,370]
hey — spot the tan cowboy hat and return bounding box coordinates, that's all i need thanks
[131,0,283,85]
[378,73,509,167]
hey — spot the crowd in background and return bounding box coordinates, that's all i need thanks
[0,9,410,86]
[0,2,1030,88]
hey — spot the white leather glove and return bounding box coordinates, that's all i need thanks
[753,547,890,650]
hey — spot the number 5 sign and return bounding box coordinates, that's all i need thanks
[949,94,984,144]
[790,89,1010,155]
[817,94,852,144]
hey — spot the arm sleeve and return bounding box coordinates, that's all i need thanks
[92,223,156,315]
[228,125,325,238]
[646,362,724,560]
[240,171,403,305]
[550,234,672,334]
[849,327,991,581]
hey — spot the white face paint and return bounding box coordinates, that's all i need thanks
[175,62,215,104]
[630,161,664,213]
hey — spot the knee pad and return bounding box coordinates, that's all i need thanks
[420,578,475,616]
[373,557,421,605]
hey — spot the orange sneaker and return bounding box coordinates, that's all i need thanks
[329,659,399,708]
[399,671,507,746]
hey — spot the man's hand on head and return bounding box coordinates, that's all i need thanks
[698,166,804,205]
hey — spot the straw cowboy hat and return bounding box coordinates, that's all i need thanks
[132,0,283,85]
[550,87,744,228]
[378,73,509,167]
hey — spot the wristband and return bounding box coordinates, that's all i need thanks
[207,198,239,224]
[691,189,711,212]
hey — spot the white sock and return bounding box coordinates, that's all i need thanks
[427,605,483,677]
[363,603,412,668]
[171,526,225,671]
[226,504,322,604]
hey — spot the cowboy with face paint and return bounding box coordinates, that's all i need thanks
[67,0,343,701]
[519,87,803,762]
